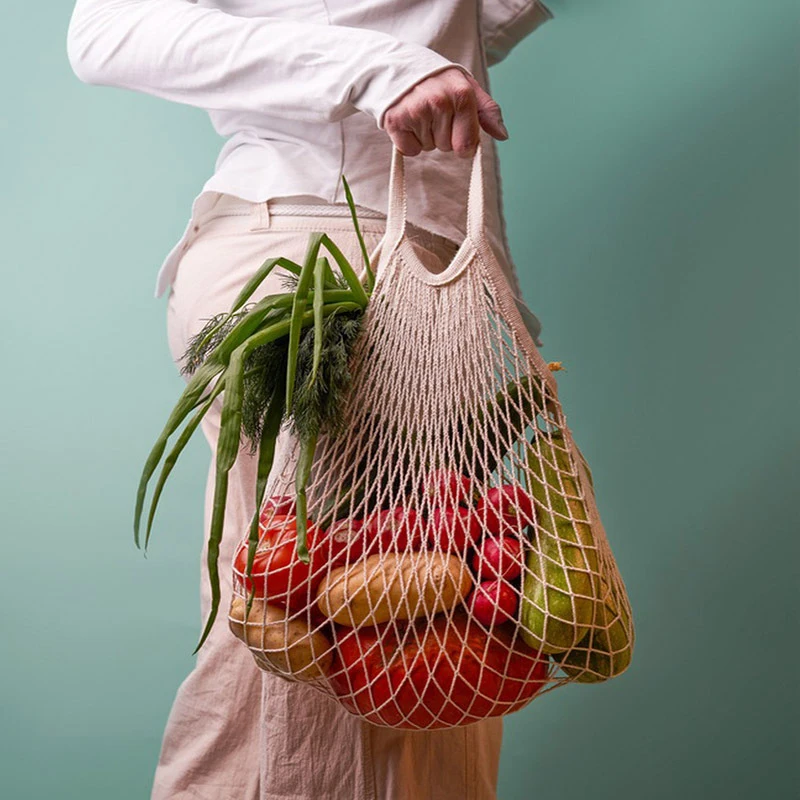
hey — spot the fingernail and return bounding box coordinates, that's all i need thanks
[498,120,510,139]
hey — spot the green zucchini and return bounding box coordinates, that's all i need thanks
[520,432,600,654]
[556,578,634,682]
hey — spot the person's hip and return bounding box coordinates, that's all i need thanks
[165,196,460,370]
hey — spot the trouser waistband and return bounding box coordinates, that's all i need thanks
[210,193,387,220]
[197,192,460,262]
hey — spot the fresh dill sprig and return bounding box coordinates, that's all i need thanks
[280,268,349,293]
[180,308,251,376]
[179,279,363,451]
[292,310,363,441]
[241,339,289,452]
[279,271,300,292]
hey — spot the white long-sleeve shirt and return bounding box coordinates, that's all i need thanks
[66,0,554,298]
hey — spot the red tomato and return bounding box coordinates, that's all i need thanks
[328,624,393,717]
[318,517,366,568]
[423,616,502,724]
[471,536,523,581]
[259,495,295,524]
[487,626,549,715]
[329,612,547,728]
[362,507,421,554]
[420,469,473,507]
[330,615,498,728]
[476,485,534,536]
[427,505,482,553]
[233,516,322,611]
[468,580,519,626]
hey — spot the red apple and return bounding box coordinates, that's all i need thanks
[472,536,523,581]
[476,485,534,536]
[427,505,483,553]
[319,517,365,567]
[260,495,296,525]
[468,580,519,626]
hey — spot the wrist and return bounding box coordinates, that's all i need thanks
[351,40,473,130]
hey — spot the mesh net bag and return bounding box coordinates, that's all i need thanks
[228,138,634,729]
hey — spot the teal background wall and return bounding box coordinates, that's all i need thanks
[2,1,797,798]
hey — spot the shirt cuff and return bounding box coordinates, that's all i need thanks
[353,42,473,130]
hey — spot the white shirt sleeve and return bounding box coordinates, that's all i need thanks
[66,0,471,128]
[481,0,553,67]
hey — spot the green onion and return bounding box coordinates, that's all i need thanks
[311,256,327,384]
[342,175,375,293]
[144,380,225,550]
[136,178,375,651]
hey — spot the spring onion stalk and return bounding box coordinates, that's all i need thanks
[136,180,376,651]
[285,233,325,412]
[342,175,375,293]
[311,257,327,384]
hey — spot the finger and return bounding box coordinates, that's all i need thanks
[431,103,454,152]
[390,129,423,157]
[463,74,508,140]
[411,114,436,152]
[450,85,479,158]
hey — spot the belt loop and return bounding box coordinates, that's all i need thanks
[249,200,271,232]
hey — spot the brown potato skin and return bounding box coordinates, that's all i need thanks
[228,596,333,681]
[315,552,473,627]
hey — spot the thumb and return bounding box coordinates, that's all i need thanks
[463,73,509,140]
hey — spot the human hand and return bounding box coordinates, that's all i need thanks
[382,67,509,157]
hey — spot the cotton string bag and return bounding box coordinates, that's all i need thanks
[229,135,634,729]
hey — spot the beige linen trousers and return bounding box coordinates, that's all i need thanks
[153,192,503,800]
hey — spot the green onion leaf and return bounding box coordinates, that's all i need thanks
[134,358,225,547]
[144,379,225,552]
[294,432,318,565]
[311,256,326,384]
[342,174,375,293]
[285,233,324,412]
[319,233,369,307]
[193,343,248,654]
[245,372,286,585]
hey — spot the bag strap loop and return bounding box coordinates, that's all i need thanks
[384,134,486,253]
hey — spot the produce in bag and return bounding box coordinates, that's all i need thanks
[228,596,332,681]
[229,136,633,724]
[135,134,634,729]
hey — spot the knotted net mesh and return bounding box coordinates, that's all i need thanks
[227,140,633,729]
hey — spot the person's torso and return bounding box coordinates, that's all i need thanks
[170,0,523,300]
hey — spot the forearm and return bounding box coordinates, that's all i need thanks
[66,0,467,126]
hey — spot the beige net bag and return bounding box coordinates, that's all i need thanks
[228,138,634,729]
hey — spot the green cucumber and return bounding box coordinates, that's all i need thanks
[520,432,600,654]
[557,578,634,682]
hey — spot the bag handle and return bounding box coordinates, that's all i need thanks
[384,134,487,254]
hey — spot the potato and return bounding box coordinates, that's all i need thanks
[228,596,333,681]
[315,551,473,627]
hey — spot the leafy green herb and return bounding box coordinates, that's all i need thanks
[292,309,363,441]
[181,310,249,377]
[135,174,376,652]
[240,339,289,451]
